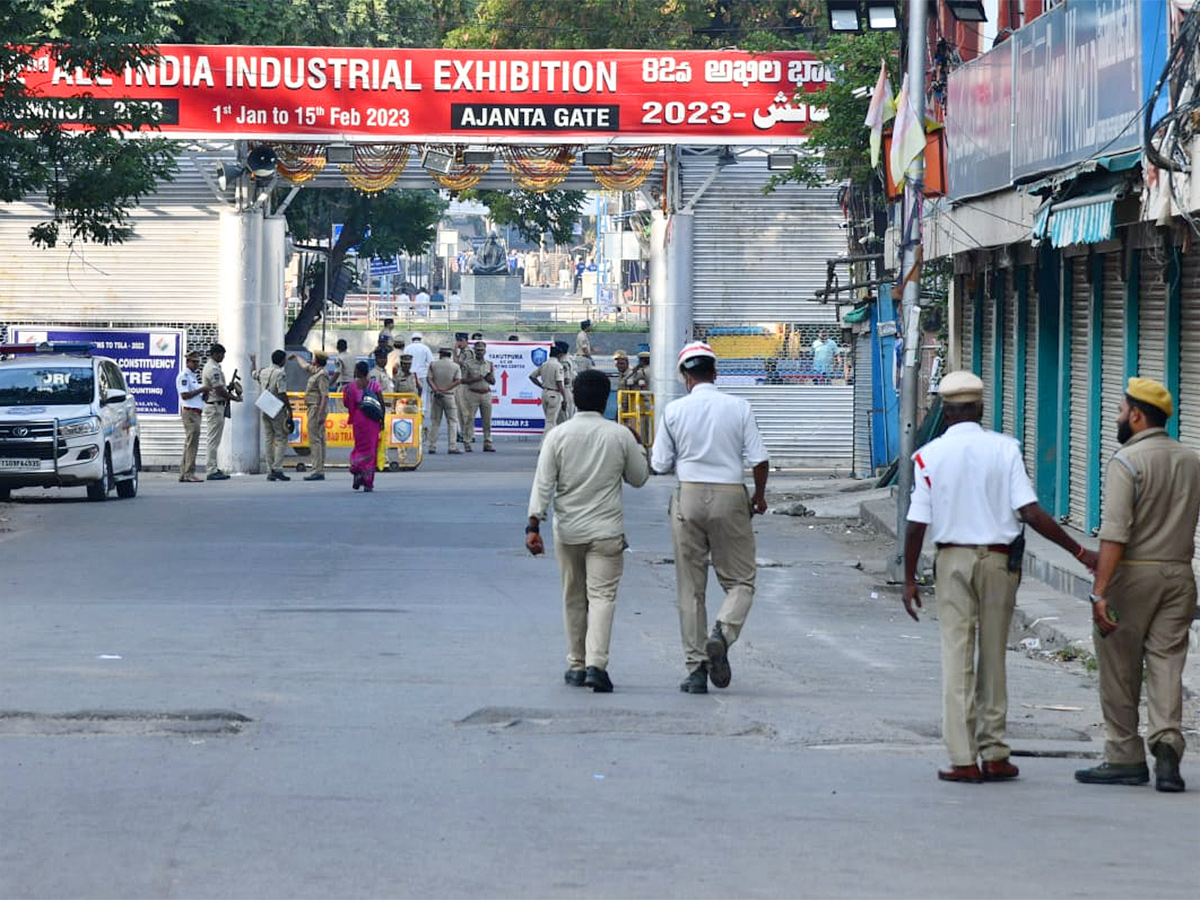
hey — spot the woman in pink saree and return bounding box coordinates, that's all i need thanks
[342,360,382,492]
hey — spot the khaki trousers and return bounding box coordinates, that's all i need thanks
[427,392,458,450]
[542,391,563,435]
[204,403,226,473]
[462,391,493,446]
[556,535,625,671]
[456,386,472,444]
[934,546,1019,766]
[261,412,288,472]
[670,483,756,669]
[1096,561,1197,763]
[306,405,326,474]
[179,409,201,477]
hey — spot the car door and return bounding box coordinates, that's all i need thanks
[100,361,132,472]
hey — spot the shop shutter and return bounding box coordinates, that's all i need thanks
[1178,250,1200,579]
[1023,266,1040,479]
[1100,253,1125,480]
[1002,271,1017,436]
[959,274,974,372]
[1068,256,1092,527]
[981,276,996,423]
[1138,254,1167,382]
[853,331,874,477]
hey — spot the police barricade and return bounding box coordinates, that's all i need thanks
[286,391,424,471]
[617,390,654,448]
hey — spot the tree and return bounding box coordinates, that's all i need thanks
[469,189,586,246]
[0,0,179,247]
[283,188,447,346]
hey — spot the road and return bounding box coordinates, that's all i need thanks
[1,441,1197,899]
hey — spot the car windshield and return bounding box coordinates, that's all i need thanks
[0,366,94,406]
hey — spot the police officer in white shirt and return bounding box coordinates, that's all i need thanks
[903,370,1097,784]
[176,350,207,482]
[650,341,769,694]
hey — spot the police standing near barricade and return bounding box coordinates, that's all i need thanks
[425,346,462,454]
[903,371,1098,784]
[558,340,576,423]
[251,350,292,481]
[650,341,769,694]
[392,352,421,466]
[611,349,635,392]
[1075,378,1200,793]
[201,342,233,480]
[176,350,207,482]
[575,319,594,371]
[452,332,471,447]
[459,340,496,452]
[529,342,567,436]
[630,350,651,391]
[291,351,329,481]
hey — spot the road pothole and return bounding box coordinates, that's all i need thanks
[457,706,774,738]
[0,709,252,737]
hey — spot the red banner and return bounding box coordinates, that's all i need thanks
[19,46,830,143]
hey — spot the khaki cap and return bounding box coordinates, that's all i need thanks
[185,350,201,360]
[1126,376,1173,417]
[937,370,984,403]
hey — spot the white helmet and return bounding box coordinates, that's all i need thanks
[677,341,717,369]
[411,332,423,341]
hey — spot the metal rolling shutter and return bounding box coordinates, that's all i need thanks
[1068,256,1091,527]
[1178,251,1200,578]
[1138,255,1167,381]
[1100,253,1125,477]
[683,150,851,467]
[959,274,974,372]
[1023,266,1039,479]
[853,331,874,477]
[981,279,995,422]
[1002,272,1016,435]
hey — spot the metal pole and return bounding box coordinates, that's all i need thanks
[888,0,929,584]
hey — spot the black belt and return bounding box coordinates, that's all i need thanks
[937,542,1010,553]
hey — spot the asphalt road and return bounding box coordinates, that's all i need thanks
[1,441,1197,899]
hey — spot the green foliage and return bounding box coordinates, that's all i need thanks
[767,31,897,190]
[469,189,586,246]
[0,0,179,247]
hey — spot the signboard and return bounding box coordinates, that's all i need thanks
[946,44,1013,200]
[369,256,400,276]
[21,46,829,144]
[482,341,552,434]
[11,326,185,416]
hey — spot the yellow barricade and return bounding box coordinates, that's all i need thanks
[617,390,654,448]
[286,391,424,471]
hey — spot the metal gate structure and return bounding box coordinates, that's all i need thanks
[1067,254,1091,528]
[1179,250,1200,579]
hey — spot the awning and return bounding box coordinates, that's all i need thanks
[1031,190,1119,248]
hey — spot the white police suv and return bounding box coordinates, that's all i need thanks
[0,342,140,501]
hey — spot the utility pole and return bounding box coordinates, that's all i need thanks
[887,0,929,584]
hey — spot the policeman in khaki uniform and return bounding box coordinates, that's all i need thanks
[291,351,329,481]
[629,350,651,391]
[391,353,421,465]
[250,349,292,481]
[201,342,234,480]
[425,346,462,454]
[575,319,594,371]
[1076,377,1200,793]
[903,371,1096,784]
[176,350,207,482]
[459,341,496,452]
[529,342,567,436]
[451,332,472,446]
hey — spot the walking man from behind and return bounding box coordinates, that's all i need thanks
[251,350,292,482]
[527,369,649,692]
[650,341,769,694]
[176,350,207,482]
[903,371,1098,784]
[1075,378,1200,792]
[201,343,233,480]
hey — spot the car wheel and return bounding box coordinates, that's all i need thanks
[116,444,139,499]
[87,451,113,501]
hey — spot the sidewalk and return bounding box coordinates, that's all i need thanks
[764,472,1200,711]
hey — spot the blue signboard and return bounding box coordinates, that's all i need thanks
[11,326,185,416]
[946,46,1014,201]
[369,256,400,276]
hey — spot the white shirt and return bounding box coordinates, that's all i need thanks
[650,383,769,484]
[406,340,435,379]
[906,421,1038,544]
[529,411,649,544]
[177,367,205,411]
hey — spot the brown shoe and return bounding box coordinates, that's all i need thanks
[982,759,1020,781]
[938,764,984,783]
[179,476,202,483]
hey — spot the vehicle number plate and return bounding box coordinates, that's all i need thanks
[0,458,41,469]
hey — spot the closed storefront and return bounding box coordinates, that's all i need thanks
[1023,266,1039,480]
[1138,252,1167,383]
[1001,268,1016,436]
[1099,252,1126,476]
[1178,250,1200,577]
[980,273,996,422]
[1067,254,1092,527]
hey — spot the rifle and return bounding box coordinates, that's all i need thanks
[225,369,244,419]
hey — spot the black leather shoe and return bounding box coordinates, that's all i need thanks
[564,669,586,687]
[680,665,708,694]
[206,470,230,481]
[1074,761,1150,785]
[273,470,291,481]
[706,624,731,688]
[585,666,613,693]
[1152,743,1186,793]
[303,473,324,481]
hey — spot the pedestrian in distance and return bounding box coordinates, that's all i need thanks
[902,370,1099,784]
[290,351,329,481]
[335,338,356,391]
[344,360,383,492]
[527,369,650,692]
[575,319,594,371]
[1075,377,1200,793]
[175,349,207,482]
[250,349,292,481]
[201,342,234,480]
[650,341,769,694]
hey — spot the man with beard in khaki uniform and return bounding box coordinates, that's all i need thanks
[529,342,567,436]
[426,346,462,454]
[201,343,234,480]
[1076,377,1200,793]
[250,349,292,481]
[459,340,496,452]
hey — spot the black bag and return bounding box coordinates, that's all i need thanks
[359,386,385,424]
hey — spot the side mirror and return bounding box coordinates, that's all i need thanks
[102,388,127,405]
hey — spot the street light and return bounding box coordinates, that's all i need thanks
[828,0,900,32]
[767,152,798,171]
[945,0,987,22]
[865,1,899,29]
